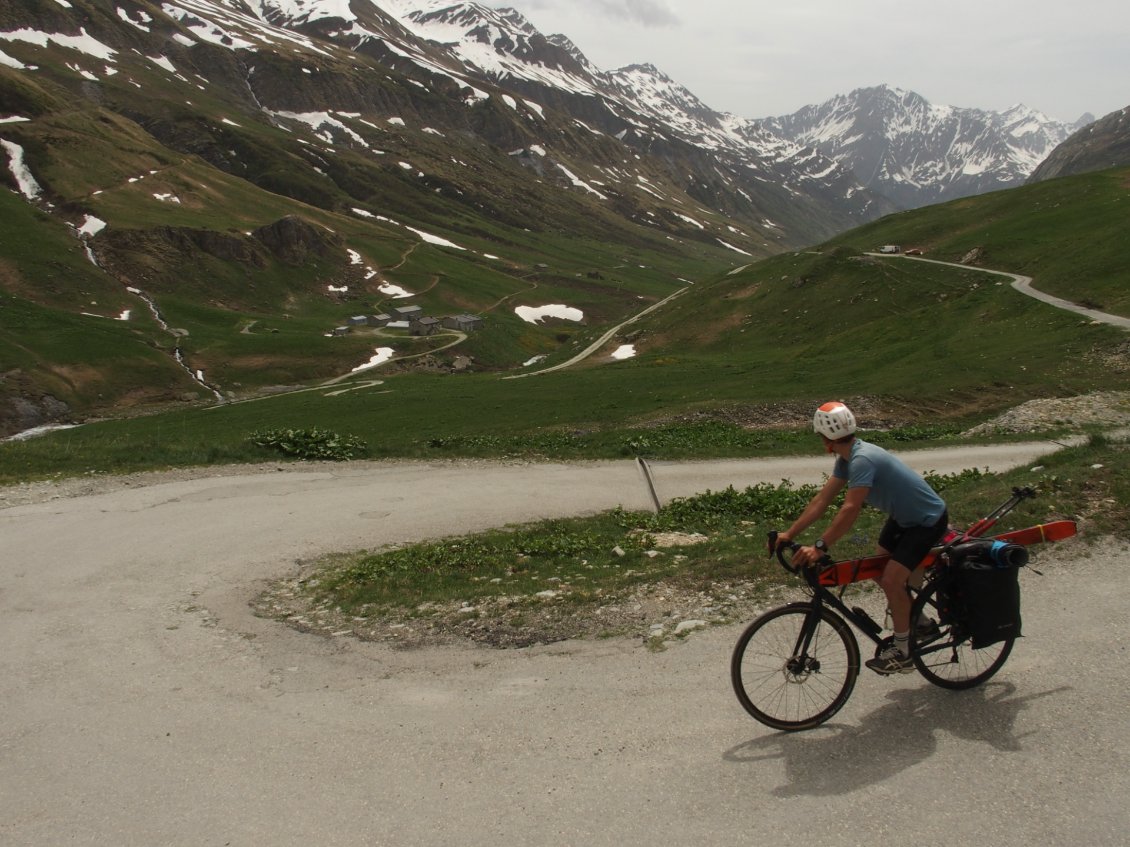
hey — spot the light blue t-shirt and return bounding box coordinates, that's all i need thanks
[832,439,946,527]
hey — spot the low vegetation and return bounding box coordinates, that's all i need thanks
[253,436,1127,648]
[0,408,1043,485]
[249,428,368,461]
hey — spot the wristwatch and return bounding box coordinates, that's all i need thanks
[814,538,829,553]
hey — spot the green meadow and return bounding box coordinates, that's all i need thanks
[3,166,1129,482]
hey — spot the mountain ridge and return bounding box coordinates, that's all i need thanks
[1028,106,1130,182]
[756,84,1090,208]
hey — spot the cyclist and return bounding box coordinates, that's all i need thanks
[778,401,949,674]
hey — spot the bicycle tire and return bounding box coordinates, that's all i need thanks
[731,602,860,731]
[910,578,1014,689]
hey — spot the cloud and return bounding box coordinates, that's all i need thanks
[612,0,680,26]
[524,0,679,27]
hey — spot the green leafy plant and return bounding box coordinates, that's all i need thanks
[250,428,368,460]
[923,466,988,492]
[634,480,823,532]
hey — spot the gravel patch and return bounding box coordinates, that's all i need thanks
[963,390,1130,435]
[251,568,812,650]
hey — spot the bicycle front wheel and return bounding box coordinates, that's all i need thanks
[731,603,860,732]
[910,579,1014,689]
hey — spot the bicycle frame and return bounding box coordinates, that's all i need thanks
[810,488,1077,587]
[778,487,1077,648]
[795,564,886,650]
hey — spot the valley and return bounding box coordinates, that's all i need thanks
[1,0,1128,463]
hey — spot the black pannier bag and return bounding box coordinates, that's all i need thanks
[947,540,1027,648]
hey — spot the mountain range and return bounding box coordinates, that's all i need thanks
[339,2,1094,211]
[756,85,1092,209]
[1,1,1100,242]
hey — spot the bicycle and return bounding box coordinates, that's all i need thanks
[730,487,1077,731]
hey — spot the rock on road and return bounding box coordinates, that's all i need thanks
[2,442,1127,846]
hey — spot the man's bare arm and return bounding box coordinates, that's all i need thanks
[782,476,847,541]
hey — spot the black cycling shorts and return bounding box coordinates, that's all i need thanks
[878,510,949,571]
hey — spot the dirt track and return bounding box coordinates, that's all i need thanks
[2,444,1128,846]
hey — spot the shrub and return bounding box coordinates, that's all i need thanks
[250,428,367,460]
[630,480,823,533]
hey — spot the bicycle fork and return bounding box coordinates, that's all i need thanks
[785,603,828,680]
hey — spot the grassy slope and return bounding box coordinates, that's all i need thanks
[823,167,1130,315]
[1,100,742,406]
[0,190,207,411]
[4,164,1130,481]
[631,247,1122,406]
[2,246,1124,482]
[3,43,763,429]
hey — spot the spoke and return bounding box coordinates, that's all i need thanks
[737,615,853,723]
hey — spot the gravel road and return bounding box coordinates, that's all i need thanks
[2,442,1128,846]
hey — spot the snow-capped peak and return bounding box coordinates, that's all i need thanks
[758,84,1081,209]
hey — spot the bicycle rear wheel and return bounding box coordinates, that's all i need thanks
[731,602,860,731]
[910,578,1014,689]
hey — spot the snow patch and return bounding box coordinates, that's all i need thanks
[77,215,106,237]
[117,7,152,31]
[0,48,27,70]
[404,226,465,250]
[716,239,752,256]
[351,347,395,373]
[556,164,606,199]
[147,55,177,74]
[379,282,414,299]
[0,27,117,61]
[515,305,583,324]
[1,139,42,200]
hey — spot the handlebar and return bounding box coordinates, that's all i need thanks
[767,531,833,575]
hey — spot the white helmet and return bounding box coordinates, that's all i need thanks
[813,401,857,439]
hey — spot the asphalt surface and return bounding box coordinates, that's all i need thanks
[2,442,1127,846]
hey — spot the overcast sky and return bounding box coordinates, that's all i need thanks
[496,0,1128,123]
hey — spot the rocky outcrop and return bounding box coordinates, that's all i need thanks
[252,216,342,264]
[0,391,71,439]
[1028,106,1130,182]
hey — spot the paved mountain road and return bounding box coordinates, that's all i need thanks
[868,252,1130,330]
[2,443,1127,846]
